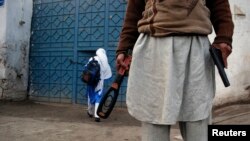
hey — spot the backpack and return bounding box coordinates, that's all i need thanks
[81,57,101,87]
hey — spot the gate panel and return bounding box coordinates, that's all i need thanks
[30,0,76,103]
[77,0,106,51]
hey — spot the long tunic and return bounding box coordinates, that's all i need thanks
[126,34,215,125]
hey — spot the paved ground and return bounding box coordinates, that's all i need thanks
[0,100,250,141]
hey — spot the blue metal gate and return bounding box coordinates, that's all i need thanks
[29,0,127,106]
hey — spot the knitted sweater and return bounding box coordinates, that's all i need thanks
[117,0,234,54]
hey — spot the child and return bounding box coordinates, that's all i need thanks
[86,48,112,122]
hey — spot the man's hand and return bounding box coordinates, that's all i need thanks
[116,53,128,71]
[212,43,232,68]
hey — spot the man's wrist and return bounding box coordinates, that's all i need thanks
[213,36,233,48]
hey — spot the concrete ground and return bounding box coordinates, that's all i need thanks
[0,100,250,141]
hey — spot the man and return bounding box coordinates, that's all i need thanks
[116,0,233,141]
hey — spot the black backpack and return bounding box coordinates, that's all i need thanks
[81,57,101,87]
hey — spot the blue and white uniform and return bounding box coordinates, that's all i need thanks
[87,48,112,119]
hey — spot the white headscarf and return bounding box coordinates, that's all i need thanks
[94,48,112,80]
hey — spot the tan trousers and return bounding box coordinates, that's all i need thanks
[142,118,209,141]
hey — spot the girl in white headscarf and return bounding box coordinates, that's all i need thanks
[87,48,112,122]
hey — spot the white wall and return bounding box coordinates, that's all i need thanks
[0,0,32,100]
[212,0,250,107]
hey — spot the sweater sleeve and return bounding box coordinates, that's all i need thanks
[206,0,234,47]
[116,0,145,55]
